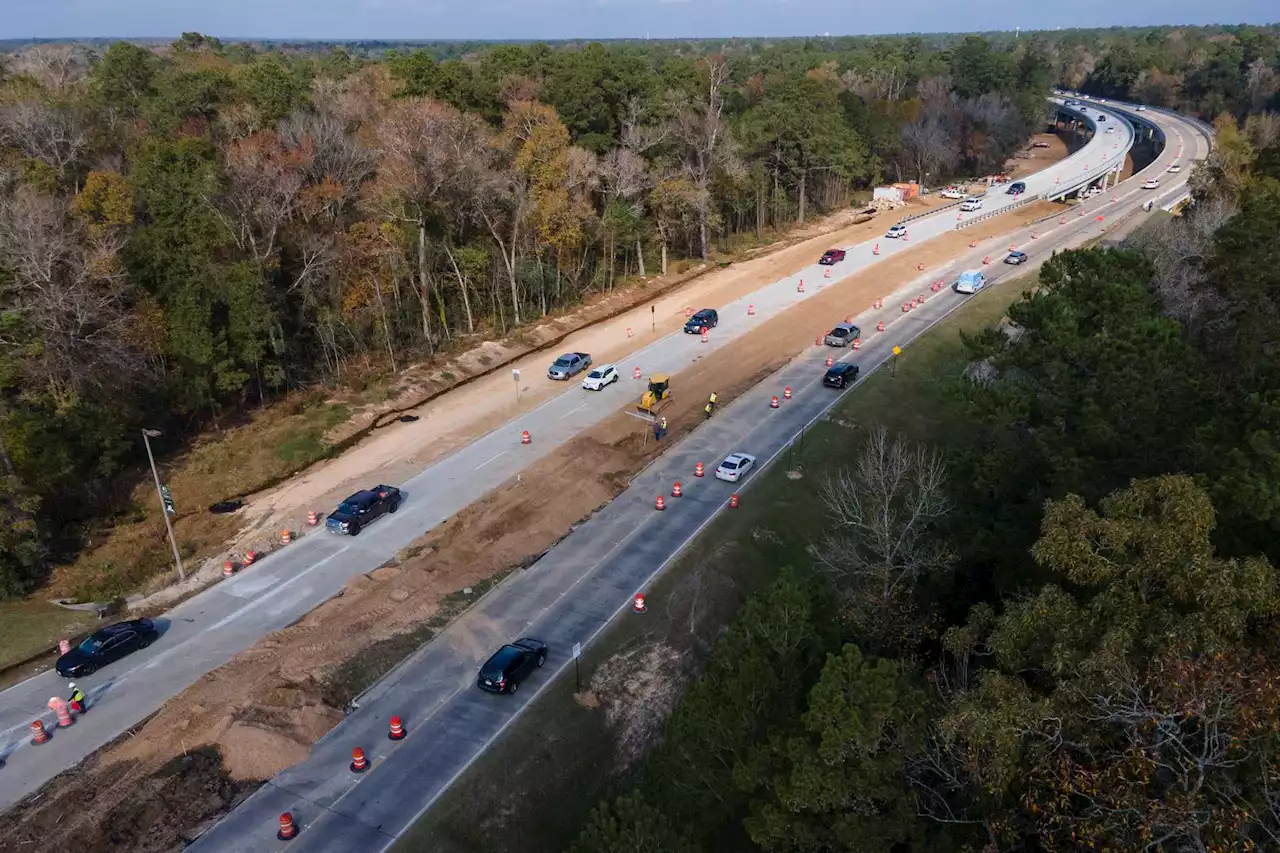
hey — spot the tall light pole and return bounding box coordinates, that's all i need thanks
[142,429,185,582]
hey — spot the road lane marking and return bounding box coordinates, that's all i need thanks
[558,402,588,420]
[472,450,507,471]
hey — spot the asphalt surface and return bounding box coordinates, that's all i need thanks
[183,108,1208,851]
[0,99,1157,812]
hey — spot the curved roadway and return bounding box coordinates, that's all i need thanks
[0,98,1176,816]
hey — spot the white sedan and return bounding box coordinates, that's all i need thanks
[715,452,756,483]
[581,364,619,391]
[1167,163,1181,173]
[1142,178,1161,190]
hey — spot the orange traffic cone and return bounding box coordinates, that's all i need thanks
[307,510,319,526]
[825,355,834,367]
[770,396,780,409]
[223,561,235,577]
[701,329,708,343]
[633,367,641,379]
[797,280,805,293]
[784,386,792,400]
[29,720,50,745]
[655,496,666,511]
[278,812,298,840]
[671,482,682,497]
[521,430,531,445]
[876,321,886,332]
[747,303,755,315]
[388,716,406,740]
[243,550,257,566]
[350,747,369,773]
[695,462,705,478]
[281,529,292,545]
[873,243,880,255]
[633,593,647,612]
[730,494,740,509]
[852,338,861,351]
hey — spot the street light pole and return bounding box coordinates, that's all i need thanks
[143,429,185,583]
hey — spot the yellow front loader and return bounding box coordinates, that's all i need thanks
[636,374,672,414]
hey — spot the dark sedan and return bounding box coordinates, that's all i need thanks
[823,362,860,389]
[56,618,159,677]
[684,309,719,334]
[477,637,548,695]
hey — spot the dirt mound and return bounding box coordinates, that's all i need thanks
[589,642,688,772]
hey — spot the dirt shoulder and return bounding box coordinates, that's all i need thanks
[0,199,1058,853]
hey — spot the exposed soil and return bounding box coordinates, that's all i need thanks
[1005,131,1071,179]
[0,199,1055,853]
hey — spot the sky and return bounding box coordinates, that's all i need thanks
[2,0,1276,41]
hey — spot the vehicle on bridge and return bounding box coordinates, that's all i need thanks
[823,362,859,389]
[1005,251,1029,266]
[477,638,548,695]
[548,352,592,380]
[636,374,672,414]
[1167,162,1181,173]
[326,485,402,536]
[819,248,846,265]
[961,197,984,211]
[1136,105,1147,111]
[684,308,719,333]
[56,618,159,678]
[823,322,861,347]
[582,364,619,391]
[1142,178,1161,190]
[1006,181,1027,195]
[954,270,988,294]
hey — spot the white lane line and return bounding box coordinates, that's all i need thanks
[558,402,588,420]
[472,450,507,471]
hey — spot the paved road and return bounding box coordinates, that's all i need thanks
[185,109,1207,851]
[0,100,1138,811]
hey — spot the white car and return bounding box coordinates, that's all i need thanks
[1142,179,1161,190]
[940,187,966,200]
[581,364,619,391]
[885,224,908,239]
[1086,185,1103,196]
[1167,162,1181,173]
[1136,105,1147,111]
[715,452,756,483]
[960,197,984,212]
[1105,127,1116,134]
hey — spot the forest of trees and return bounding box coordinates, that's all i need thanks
[0,31,1054,595]
[570,83,1280,853]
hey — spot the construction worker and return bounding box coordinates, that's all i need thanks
[705,391,718,418]
[67,682,86,715]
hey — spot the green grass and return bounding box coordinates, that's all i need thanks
[391,270,1041,853]
[0,599,99,673]
[275,403,351,464]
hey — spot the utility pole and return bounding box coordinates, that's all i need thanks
[143,429,185,582]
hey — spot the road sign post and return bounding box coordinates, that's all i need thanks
[572,642,582,692]
[512,368,521,405]
[891,346,902,378]
[651,304,655,333]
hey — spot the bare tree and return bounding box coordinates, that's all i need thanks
[0,101,87,181]
[0,187,143,403]
[1246,111,1280,151]
[278,111,376,218]
[815,427,953,647]
[670,55,732,260]
[205,130,308,269]
[1246,59,1278,115]
[8,44,86,93]
[899,113,958,187]
[1128,194,1237,324]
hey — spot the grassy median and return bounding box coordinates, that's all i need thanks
[390,273,1036,853]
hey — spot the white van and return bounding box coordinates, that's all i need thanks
[954,270,987,294]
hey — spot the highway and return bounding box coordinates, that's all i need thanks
[182,106,1209,851]
[0,98,1165,812]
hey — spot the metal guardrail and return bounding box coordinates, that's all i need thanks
[953,195,1041,229]
[899,199,963,223]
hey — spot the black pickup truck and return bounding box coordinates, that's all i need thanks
[326,485,403,536]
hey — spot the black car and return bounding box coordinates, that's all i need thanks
[477,637,548,694]
[684,309,719,333]
[56,618,159,677]
[823,362,860,389]
[1006,181,1027,195]
[325,484,403,536]
[1005,251,1029,265]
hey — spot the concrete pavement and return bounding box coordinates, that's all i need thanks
[184,108,1208,852]
[0,99,1141,812]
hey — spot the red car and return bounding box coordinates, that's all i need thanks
[819,249,846,265]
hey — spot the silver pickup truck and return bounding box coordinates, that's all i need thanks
[547,352,592,380]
